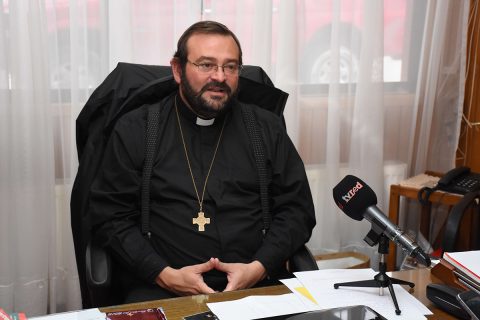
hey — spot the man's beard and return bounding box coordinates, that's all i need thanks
[180,72,237,119]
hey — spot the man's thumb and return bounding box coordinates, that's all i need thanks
[197,259,215,272]
[213,259,229,272]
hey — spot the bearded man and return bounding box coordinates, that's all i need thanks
[90,20,315,303]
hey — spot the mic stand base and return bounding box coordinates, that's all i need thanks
[333,270,414,315]
[333,235,414,315]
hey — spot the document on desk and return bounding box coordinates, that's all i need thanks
[207,292,314,320]
[30,308,105,320]
[207,269,433,320]
[280,278,319,308]
[294,269,432,320]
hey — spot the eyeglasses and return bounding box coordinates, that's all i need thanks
[187,60,242,75]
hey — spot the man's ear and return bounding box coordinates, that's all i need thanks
[170,58,182,84]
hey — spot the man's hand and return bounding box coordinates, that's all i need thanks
[212,258,267,292]
[155,259,216,296]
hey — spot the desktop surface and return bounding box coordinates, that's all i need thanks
[101,268,455,320]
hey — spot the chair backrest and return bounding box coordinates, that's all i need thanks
[76,63,288,157]
[72,63,290,307]
[441,190,480,254]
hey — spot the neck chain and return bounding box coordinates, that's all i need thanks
[174,96,226,231]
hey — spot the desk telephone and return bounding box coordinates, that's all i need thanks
[437,166,480,194]
[418,166,480,205]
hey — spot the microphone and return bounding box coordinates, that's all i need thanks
[332,175,431,267]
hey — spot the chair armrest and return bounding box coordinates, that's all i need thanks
[289,245,318,272]
[85,240,111,288]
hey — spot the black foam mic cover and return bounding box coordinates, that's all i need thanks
[332,175,377,220]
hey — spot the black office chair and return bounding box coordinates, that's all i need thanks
[73,62,318,308]
[441,190,480,254]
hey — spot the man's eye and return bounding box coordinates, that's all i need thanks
[200,63,214,69]
[224,64,237,72]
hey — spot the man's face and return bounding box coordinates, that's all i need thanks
[173,33,240,118]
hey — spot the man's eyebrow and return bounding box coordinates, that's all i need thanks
[196,56,239,63]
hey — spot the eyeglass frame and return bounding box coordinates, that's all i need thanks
[187,60,243,76]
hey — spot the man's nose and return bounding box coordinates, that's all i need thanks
[210,66,226,82]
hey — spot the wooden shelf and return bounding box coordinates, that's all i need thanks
[386,175,464,271]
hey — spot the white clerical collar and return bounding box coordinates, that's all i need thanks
[196,117,215,126]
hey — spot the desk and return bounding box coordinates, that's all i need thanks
[387,178,463,271]
[101,268,454,320]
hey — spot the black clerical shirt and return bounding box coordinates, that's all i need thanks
[90,92,315,290]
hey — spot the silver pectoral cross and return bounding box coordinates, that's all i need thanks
[193,211,210,231]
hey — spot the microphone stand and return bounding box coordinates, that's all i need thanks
[333,233,415,315]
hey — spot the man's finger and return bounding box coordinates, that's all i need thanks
[224,281,236,292]
[213,259,231,272]
[198,281,216,294]
[195,259,216,272]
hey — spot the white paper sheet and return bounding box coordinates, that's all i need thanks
[294,269,432,320]
[280,278,319,309]
[207,293,308,320]
[30,308,105,320]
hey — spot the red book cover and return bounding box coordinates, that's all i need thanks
[444,250,480,284]
[106,308,167,320]
[0,309,12,320]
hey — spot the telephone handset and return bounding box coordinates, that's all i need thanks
[418,166,480,205]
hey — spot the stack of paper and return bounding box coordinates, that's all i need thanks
[443,250,480,291]
[207,269,433,320]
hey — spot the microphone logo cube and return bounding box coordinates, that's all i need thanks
[342,181,364,203]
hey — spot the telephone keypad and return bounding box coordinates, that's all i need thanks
[454,175,480,193]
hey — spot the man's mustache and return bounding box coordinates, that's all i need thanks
[197,81,231,97]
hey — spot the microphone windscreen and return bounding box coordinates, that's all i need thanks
[332,175,377,221]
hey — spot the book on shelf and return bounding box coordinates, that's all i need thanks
[443,250,480,289]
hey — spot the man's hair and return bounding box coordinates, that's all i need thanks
[174,20,243,66]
